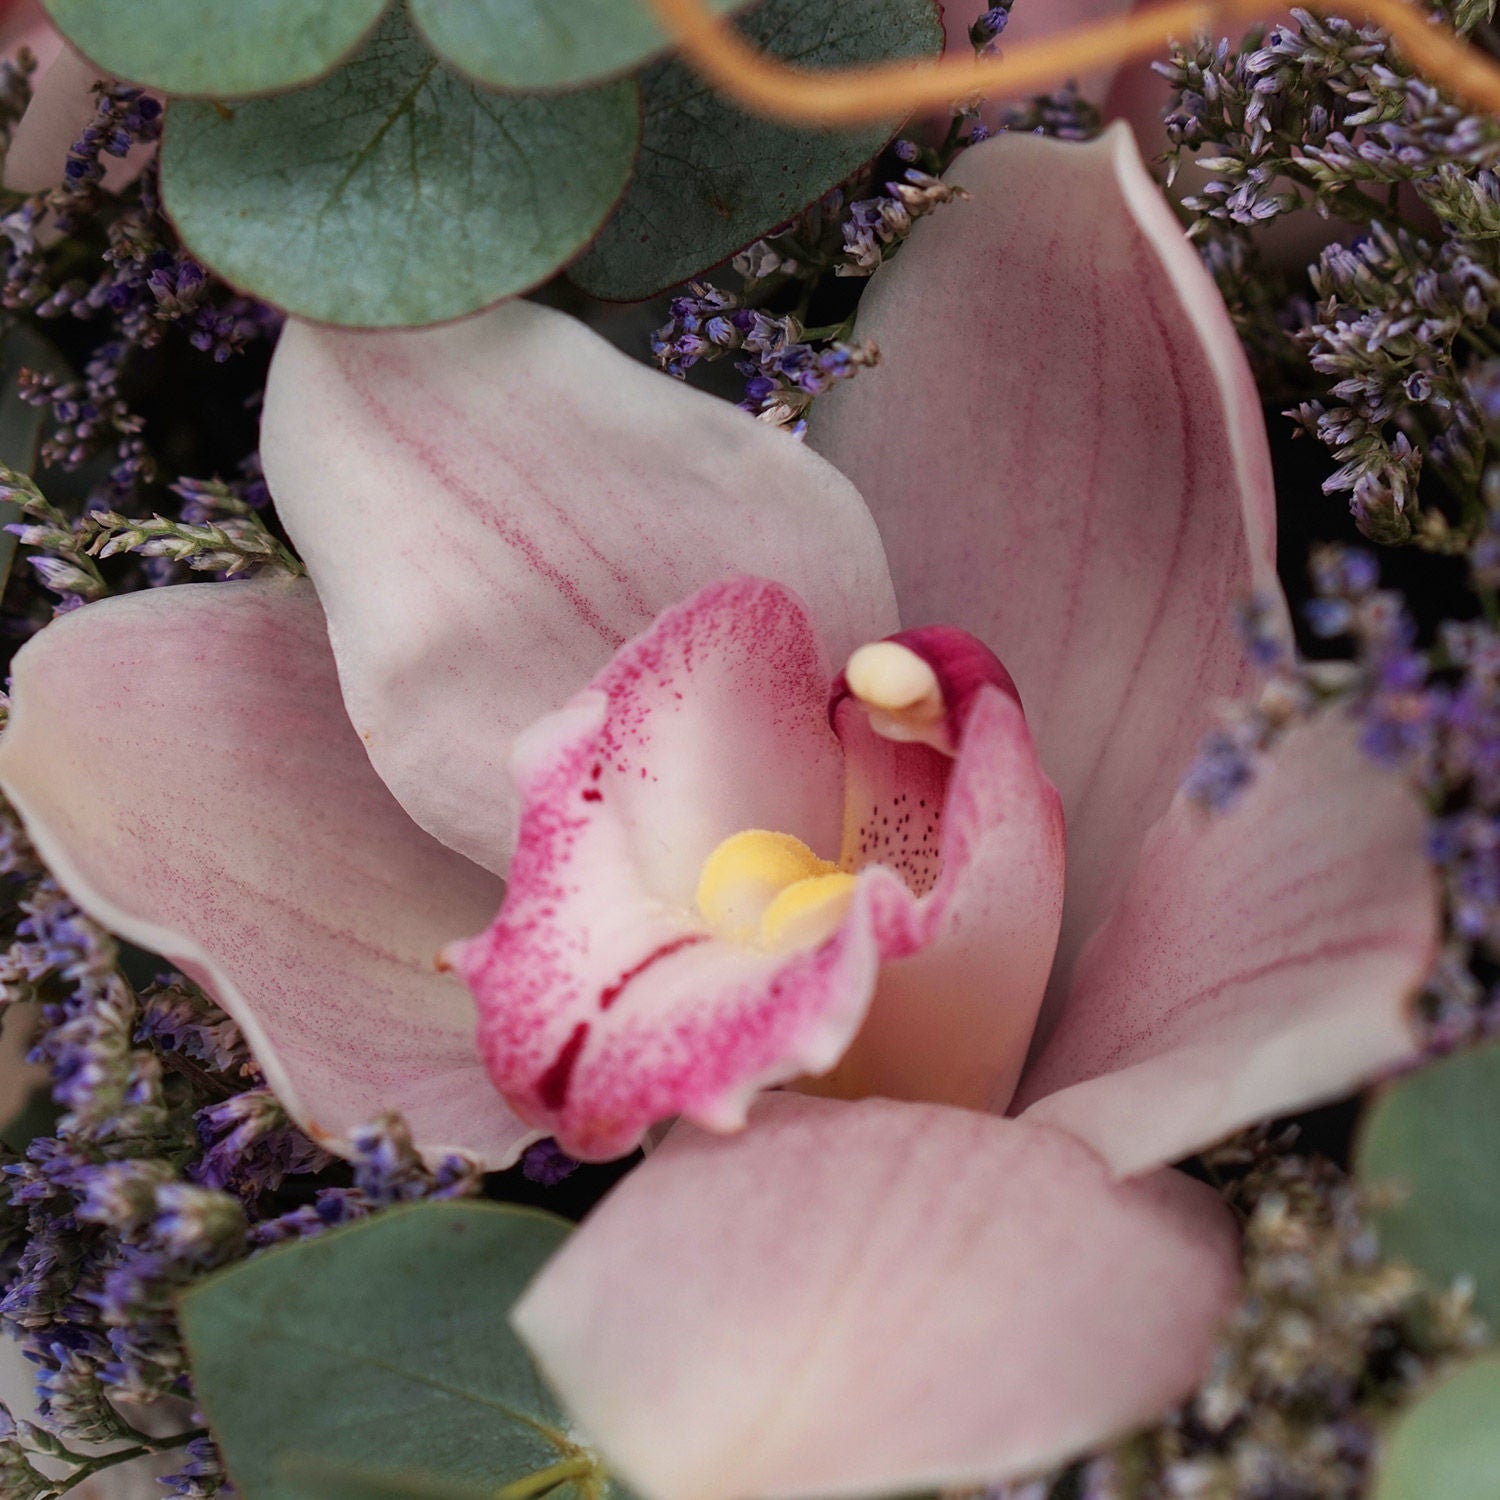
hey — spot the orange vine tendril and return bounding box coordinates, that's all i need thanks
[644,0,1500,126]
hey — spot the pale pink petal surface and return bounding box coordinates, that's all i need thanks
[515,1092,1239,1500]
[0,578,535,1167]
[810,126,1281,1033]
[260,299,898,876]
[0,0,60,65]
[1015,713,1439,1175]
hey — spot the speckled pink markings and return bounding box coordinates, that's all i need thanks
[450,578,1063,1159]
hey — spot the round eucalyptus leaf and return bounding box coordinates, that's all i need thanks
[1355,1039,1500,1324]
[42,0,390,98]
[1373,1357,1500,1500]
[279,1456,510,1499]
[569,0,942,302]
[181,1201,592,1499]
[409,0,751,91]
[161,11,639,327]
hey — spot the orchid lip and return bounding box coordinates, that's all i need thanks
[456,580,1053,1160]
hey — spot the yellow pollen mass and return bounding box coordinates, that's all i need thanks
[760,872,858,950]
[696,829,850,948]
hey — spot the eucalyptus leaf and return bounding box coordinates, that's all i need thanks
[161,11,639,327]
[181,1201,591,1499]
[279,1455,503,1500]
[409,0,751,91]
[1355,1039,1500,1323]
[569,0,942,302]
[42,0,390,98]
[1372,1356,1500,1500]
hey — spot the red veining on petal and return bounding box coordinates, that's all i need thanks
[339,343,643,645]
[537,1021,590,1112]
[599,933,710,1012]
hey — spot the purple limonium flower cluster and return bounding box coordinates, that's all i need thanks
[1161,6,1500,545]
[1185,522,1500,1051]
[652,281,880,434]
[2,82,279,524]
[0,813,495,1490]
[994,1128,1486,1500]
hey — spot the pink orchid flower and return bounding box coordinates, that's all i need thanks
[0,128,1435,1495]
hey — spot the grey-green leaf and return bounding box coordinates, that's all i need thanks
[1372,1357,1500,1500]
[1355,1039,1500,1324]
[279,1455,507,1500]
[569,0,941,302]
[161,11,639,327]
[42,0,390,98]
[181,1201,585,1499]
[408,0,751,91]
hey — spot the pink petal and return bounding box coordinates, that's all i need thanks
[452,577,886,1161]
[0,1001,42,1132]
[814,627,1065,1111]
[514,1092,1239,1499]
[0,0,61,66]
[1014,713,1439,1176]
[809,126,1280,1034]
[4,42,153,194]
[260,300,898,877]
[0,579,534,1168]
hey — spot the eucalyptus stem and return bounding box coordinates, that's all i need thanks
[492,1454,597,1500]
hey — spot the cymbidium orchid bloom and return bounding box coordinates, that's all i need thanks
[0,128,1437,1496]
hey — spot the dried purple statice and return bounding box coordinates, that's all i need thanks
[990,1134,1486,1500]
[1290,222,1495,543]
[1184,528,1500,1048]
[835,168,972,277]
[651,106,1098,430]
[520,1138,579,1187]
[652,283,880,434]
[0,77,278,574]
[1161,6,1500,542]
[247,1114,484,1251]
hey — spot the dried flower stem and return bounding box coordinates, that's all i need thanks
[43,1426,206,1492]
[645,0,1500,125]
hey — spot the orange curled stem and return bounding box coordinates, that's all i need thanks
[645,0,1500,125]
